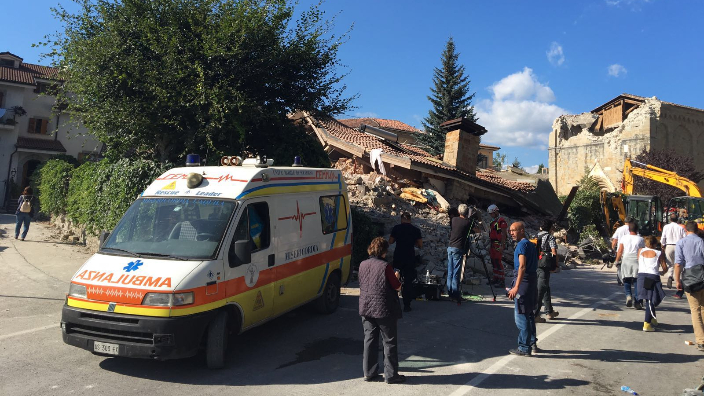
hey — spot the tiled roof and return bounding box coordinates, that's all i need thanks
[316,117,534,192]
[337,118,421,134]
[16,137,66,153]
[592,93,704,114]
[0,62,59,86]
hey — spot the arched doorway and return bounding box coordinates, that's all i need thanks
[21,159,42,190]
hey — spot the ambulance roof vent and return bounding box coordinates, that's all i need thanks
[242,156,274,168]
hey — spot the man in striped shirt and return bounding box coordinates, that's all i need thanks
[661,213,686,295]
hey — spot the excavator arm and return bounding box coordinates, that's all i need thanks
[623,158,703,197]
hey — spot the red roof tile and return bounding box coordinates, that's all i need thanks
[316,117,534,192]
[16,137,66,153]
[338,118,421,134]
[0,62,59,86]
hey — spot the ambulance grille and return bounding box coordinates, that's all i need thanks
[67,324,154,345]
[79,312,140,324]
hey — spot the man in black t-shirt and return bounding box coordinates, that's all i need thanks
[447,204,475,304]
[389,212,423,312]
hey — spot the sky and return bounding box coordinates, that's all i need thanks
[6,0,704,173]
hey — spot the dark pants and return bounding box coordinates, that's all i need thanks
[398,266,416,308]
[535,269,553,315]
[645,299,656,323]
[362,316,399,379]
[15,212,31,239]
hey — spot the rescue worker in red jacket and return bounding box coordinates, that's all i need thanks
[488,204,508,287]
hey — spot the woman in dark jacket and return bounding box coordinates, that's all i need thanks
[15,186,36,241]
[359,237,405,384]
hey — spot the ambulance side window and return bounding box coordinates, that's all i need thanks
[319,195,348,235]
[229,203,270,255]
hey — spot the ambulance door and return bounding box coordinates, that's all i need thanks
[225,200,275,327]
[272,194,323,316]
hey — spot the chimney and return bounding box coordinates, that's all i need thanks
[441,118,487,174]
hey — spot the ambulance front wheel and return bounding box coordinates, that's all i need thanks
[206,311,229,369]
[315,272,341,314]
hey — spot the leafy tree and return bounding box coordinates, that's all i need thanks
[511,157,522,169]
[493,151,507,169]
[536,163,545,174]
[631,148,704,205]
[567,171,602,233]
[41,0,355,165]
[418,37,476,156]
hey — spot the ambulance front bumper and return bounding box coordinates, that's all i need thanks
[61,305,217,360]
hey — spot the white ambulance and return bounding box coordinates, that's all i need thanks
[61,156,352,368]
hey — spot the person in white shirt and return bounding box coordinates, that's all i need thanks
[615,222,645,309]
[660,213,686,287]
[611,217,635,250]
[637,236,668,332]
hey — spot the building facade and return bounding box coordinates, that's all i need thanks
[0,52,102,208]
[548,94,704,196]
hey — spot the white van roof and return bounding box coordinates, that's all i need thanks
[142,166,345,200]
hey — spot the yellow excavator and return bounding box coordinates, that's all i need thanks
[604,158,704,235]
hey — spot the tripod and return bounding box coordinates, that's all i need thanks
[464,215,497,302]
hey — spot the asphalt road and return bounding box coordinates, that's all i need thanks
[1,214,702,396]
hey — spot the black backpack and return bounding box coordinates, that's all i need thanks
[537,234,558,272]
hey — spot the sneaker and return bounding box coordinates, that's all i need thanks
[626,295,633,307]
[385,375,406,384]
[674,290,684,299]
[634,300,643,310]
[15,235,18,239]
[509,348,531,357]
[697,344,704,352]
[363,374,382,382]
[643,322,655,332]
[667,276,673,289]
[547,311,560,320]
[535,316,547,323]
[651,318,658,327]
[531,344,540,353]
[20,238,24,241]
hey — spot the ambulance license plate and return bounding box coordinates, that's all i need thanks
[93,341,120,355]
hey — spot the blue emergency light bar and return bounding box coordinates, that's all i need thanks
[186,154,200,167]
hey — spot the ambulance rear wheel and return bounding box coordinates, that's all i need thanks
[315,272,341,314]
[206,311,229,369]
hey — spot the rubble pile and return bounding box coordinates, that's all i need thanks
[335,158,547,286]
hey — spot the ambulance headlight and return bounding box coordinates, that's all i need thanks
[172,292,194,306]
[68,283,87,299]
[142,292,194,306]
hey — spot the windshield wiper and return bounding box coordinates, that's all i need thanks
[101,247,140,257]
[133,252,188,261]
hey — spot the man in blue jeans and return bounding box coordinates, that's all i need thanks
[447,204,473,305]
[507,221,538,356]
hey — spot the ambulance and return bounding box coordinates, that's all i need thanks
[60,155,352,368]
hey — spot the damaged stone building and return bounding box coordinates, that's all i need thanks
[549,93,704,196]
[295,113,562,216]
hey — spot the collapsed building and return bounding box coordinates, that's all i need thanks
[549,93,704,196]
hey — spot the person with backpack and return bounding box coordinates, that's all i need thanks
[15,186,36,241]
[535,220,559,323]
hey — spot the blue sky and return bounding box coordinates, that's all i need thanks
[6,0,704,172]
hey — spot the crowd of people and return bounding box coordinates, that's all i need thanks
[358,203,704,382]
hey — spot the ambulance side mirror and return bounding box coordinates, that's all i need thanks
[230,240,251,267]
[99,230,111,247]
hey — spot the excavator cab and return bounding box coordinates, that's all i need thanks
[626,195,662,236]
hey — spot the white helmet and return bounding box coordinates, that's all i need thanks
[487,204,499,214]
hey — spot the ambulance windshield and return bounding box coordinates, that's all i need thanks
[101,197,236,259]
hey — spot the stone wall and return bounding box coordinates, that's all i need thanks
[549,97,704,197]
[52,214,101,253]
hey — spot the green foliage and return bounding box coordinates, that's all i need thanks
[511,157,522,169]
[351,207,381,269]
[418,37,476,156]
[493,152,507,169]
[42,0,355,163]
[38,158,168,233]
[36,159,76,216]
[567,172,602,232]
[536,163,545,174]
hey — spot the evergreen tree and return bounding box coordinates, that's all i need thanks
[418,37,476,156]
